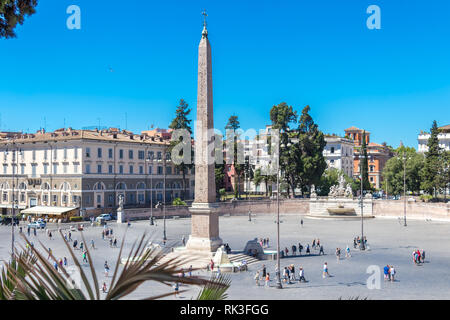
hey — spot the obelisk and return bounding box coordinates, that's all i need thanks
[186,12,223,253]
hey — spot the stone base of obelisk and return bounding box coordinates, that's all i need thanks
[185,202,223,253]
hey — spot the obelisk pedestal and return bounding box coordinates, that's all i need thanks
[185,21,223,253]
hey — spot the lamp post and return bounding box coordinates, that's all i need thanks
[6,144,22,260]
[354,153,366,251]
[146,156,154,225]
[403,153,407,227]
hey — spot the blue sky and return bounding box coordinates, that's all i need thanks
[0,0,449,148]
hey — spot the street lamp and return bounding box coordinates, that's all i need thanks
[354,153,368,251]
[146,155,154,225]
[398,149,410,227]
[6,145,22,260]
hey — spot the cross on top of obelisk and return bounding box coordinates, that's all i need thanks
[201,10,208,38]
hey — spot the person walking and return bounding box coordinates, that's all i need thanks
[298,267,306,283]
[390,265,396,282]
[319,245,324,256]
[91,239,95,250]
[27,227,30,236]
[323,262,329,278]
[109,238,113,247]
[47,248,52,260]
[82,251,88,263]
[265,273,270,287]
[182,235,186,246]
[292,245,297,256]
[384,265,390,281]
[262,265,266,278]
[73,239,78,250]
[422,250,426,263]
[104,261,110,277]
[68,232,72,242]
[174,282,179,298]
[254,270,260,286]
[102,282,107,293]
[113,238,117,247]
[298,243,303,255]
[306,244,311,255]
[335,248,340,261]
[80,242,84,251]
[64,257,68,267]
[312,239,316,250]
[300,219,303,227]
[290,264,296,282]
[346,246,351,258]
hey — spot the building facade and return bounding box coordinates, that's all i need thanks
[323,136,354,178]
[0,128,193,216]
[418,124,450,153]
[345,126,393,190]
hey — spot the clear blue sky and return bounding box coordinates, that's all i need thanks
[0,0,449,148]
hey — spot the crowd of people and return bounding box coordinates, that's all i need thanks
[280,239,324,258]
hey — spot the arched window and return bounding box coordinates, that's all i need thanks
[94,182,106,190]
[115,182,127,190]
[60,182,71,192]
[19,182,27,190]
[137,182,146,190]
[41,182,51,190]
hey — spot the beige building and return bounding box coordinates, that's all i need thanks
[323,135,354,178]
[0,128,193,217]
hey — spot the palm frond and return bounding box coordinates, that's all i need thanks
[197,273,232,300]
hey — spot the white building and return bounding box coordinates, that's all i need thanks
[323,136,354,178]
[418,124,450,153]
[0,128,193,217]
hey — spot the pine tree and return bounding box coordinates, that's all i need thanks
[360,131,372,191]
[225,115,242,198]
[0,0,38,39]
[168,99,192,200]
[420,120,442,196]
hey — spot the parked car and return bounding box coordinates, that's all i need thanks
[1,216,20,226]
[28,220,46,229]
[96,214,113,222]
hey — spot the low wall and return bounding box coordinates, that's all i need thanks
[372,200,450,221]
[121,199,450,222]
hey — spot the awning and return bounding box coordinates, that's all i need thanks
[20,206,78,216]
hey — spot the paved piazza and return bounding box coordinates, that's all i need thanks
[1,214,449,300]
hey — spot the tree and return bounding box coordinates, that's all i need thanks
[270,102,299,197]
[168,99,193,200]
[0,0,38,39]
[317,168,354,196]
[253,168,263,193]
[382,146,424,196]
[296,105,327,193]
[359,130,372,191]
[420,120,442,196]
[225,115,243,199]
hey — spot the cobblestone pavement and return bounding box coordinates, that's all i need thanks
[1,214,449,300]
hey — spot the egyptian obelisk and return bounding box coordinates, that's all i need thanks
[186,12,223,253]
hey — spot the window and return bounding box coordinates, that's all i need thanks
[138,150,145,160]
[119,149,124,159]
[108,195,114,203]
[148,166,152,175]
[63,195,68,203]
[157,152,162,160]
[370,165,374,172]
[72,195,78,204]
[44,149,48,160]
[97,164,102,173]
[53,164,58,174]
[139,166,144,174]
[3,165,6,174]
[330,147,335,154]
[129,165,134,174]
[74,164,78,173]
[138,193,144,203]
[166,167,172,175]
[32,150,36,161]
[20,193,25,202]
[97,148,102,158]
[53,148,57,160]
[108,148,113,159]
[63,164,68,174]
[64,147,68,159]
[119,165,123,174]
[370,177,374,182]
[21,165,25,175]
[86,147,91,158]
[43,194,48,203]
[148,151,154,160]
[74,147,78,159]
[129,150,133,159]
[108,165,113,174]
[86,164,91,174]
[158,166,163,174]
[52,195,58,203]
[44,164,48,175]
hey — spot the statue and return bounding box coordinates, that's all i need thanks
[329,185,337,198]
[310,184,317,198]
[345,184,353,198]
[118,194,124,211]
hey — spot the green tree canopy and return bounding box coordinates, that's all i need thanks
[0,0,37,39]
[420,120,443,195]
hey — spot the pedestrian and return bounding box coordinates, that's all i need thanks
[27,227,30,236]
[323,262,329,278]
[174,282,179,297]
[319,245,324,255]
[292,244,297,256]
[59,258,63,268]
[298,243,303,255]
[383,265,390,281]
[182,235,186,246]
[73,239,78,250]
[91,239,95,249]
[68,232,72,242]
[254,270,260,286]
[300,219,303,227]
[49,231,52,240]
[422,250,426,262]
[47,248,52,260]
[346,246,351,258]
[298,267,306,283]
[290,264,296,282]
[306,244,310,255]
[353,237,357,249]
[335,248,340,261]
[216,265,221,275]
[266,238,269,247]
[102,230,105,240]
[284,247,289,256]
[317,239,320,247]
[312,239,316,249]
[64,257,67,267]
[109,238,113,247]
[104,261,110,277]
[390,265,396,282]
[113,238,117,247]
[82,251,88,263]
[188,265,192,277]
[102,282,107,293]
[54,261,58,271]
[265,273,270,287]
[33,228,37,236]
[262,265,266,278]
[80,242,83,251]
